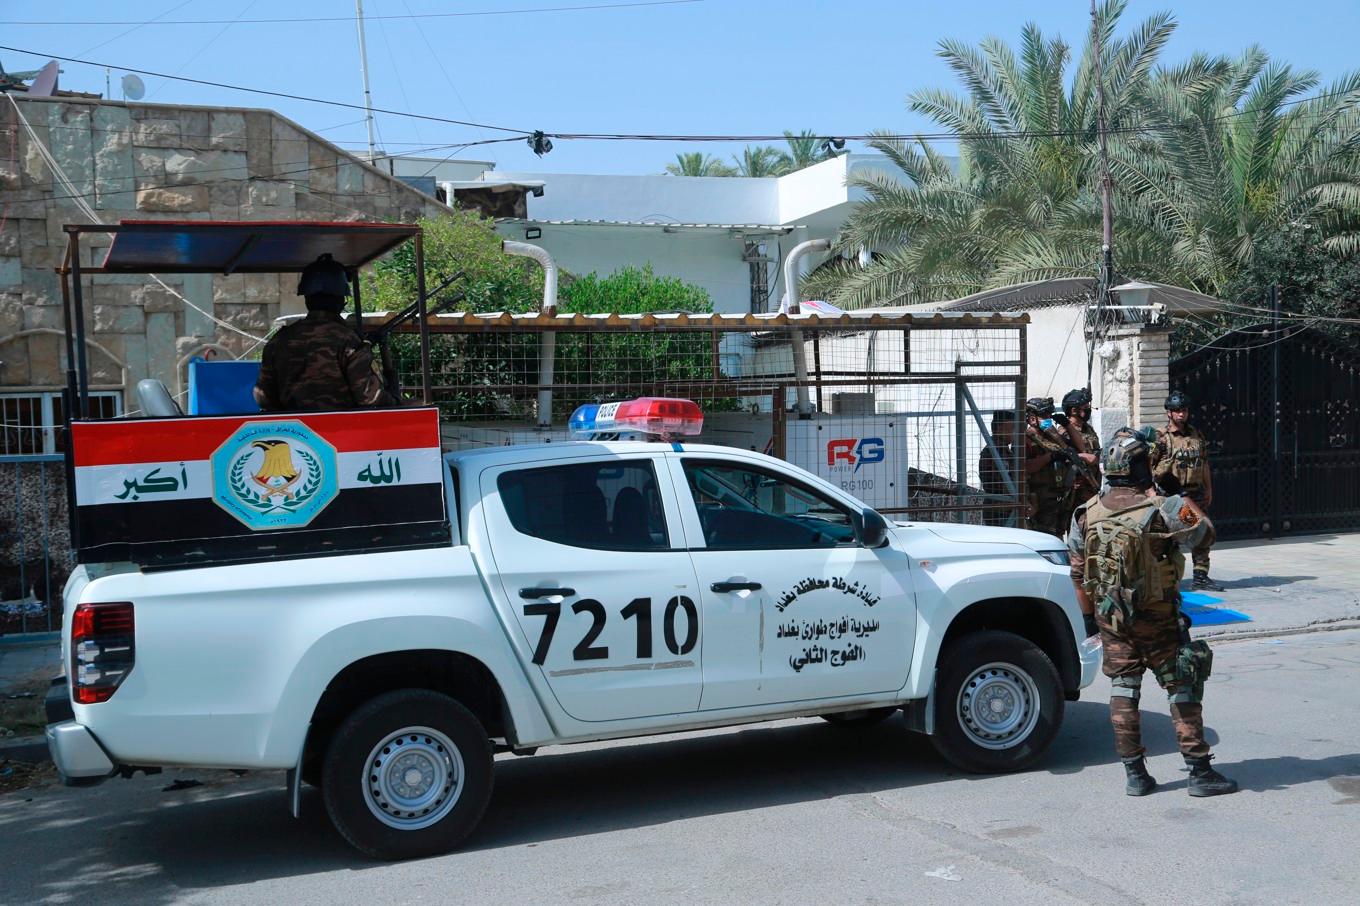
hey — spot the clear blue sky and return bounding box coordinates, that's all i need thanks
[3,0,1358,174]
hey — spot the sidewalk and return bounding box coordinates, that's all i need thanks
[1189,532,1360,639]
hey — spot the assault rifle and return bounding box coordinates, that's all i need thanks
[363,271,468,397]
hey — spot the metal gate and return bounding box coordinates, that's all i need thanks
[1170,324,1360,538]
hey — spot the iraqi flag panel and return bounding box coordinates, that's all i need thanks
[70,408,447,564]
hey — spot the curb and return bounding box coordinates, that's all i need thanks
[0,735,48,764]
[1201,619,1360,643]
[0,632,61,649]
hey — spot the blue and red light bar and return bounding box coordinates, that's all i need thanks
[568,397,704,439]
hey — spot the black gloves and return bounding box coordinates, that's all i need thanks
[1083,613,1100,638]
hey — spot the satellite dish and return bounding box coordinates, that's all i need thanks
[121,74,145,101]
[28,60,58,97]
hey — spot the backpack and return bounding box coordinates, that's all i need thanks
[1081,498,1181,631]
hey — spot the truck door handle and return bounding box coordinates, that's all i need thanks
[711,581,762,593]
[518,587,575,599]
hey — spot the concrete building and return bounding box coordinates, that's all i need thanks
[0,94,448,449]
[438,153,899,316]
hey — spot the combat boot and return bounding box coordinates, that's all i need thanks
[1185,756,1238,797]
[1123,757,1156,796]
[1192,570,1225,592]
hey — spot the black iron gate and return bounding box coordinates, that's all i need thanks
[1170,324,1360,539]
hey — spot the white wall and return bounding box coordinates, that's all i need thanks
[498,224,757,314]
[496,171,780,225]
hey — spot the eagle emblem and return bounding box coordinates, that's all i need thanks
[211,421,338,530]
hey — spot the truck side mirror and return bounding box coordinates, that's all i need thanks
[852,507,889,549]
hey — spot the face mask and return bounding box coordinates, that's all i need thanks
[1039,419,1054,431]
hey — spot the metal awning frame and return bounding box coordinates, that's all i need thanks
[56,221,434,418]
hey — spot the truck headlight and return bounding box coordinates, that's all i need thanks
[1037,550,1070,566]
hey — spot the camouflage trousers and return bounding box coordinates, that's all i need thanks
[1183,490,1216,572]
[1029,491,1068,538]
[1098,608,1211,760]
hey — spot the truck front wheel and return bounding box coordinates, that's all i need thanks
[322,689,494,860]
[929,630,1063,773]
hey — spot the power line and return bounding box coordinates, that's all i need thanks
[0,0,703,26]
[0,45,534,135]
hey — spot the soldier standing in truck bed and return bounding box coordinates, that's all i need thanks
[254,254,396,413]
[1150,390,1222,591]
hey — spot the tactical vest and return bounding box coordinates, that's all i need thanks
[1156,426,1208,491]
[1080,496,1184,629]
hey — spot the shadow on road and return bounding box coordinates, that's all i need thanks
[8,703,1347,901]
[1212,575,1318,590]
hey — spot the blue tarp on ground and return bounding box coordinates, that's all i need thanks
[1181,590,1252,626]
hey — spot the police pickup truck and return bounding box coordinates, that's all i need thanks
[49,397,1098,860]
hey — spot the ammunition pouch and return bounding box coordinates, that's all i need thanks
[1173,639,1213,703]
[1097,588,1136,632]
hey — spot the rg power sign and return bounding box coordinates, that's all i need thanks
[786,416,907,509]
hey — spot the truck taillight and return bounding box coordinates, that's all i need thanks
[71,602,135,704]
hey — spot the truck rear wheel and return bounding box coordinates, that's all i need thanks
[929,631,1063,773]
[322,689,493,860]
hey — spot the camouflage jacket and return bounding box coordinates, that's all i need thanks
[254,311,396,412]
[1067,488,1207,605]
[1151,423,1209,494]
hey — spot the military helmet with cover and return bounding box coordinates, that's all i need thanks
[1101,426,1155,478]
[1164,390,1191,411]
[1025,396,1055,417]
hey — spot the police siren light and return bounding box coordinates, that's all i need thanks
[568,398,704,439]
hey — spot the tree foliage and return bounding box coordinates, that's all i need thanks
[806,0,1360,313]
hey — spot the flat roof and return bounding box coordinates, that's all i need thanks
[345,309,1029,333]
[498,218,800,235]
[76,220,420,274]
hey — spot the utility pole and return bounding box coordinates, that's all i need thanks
[1087,0,1116,390]
[355,0,378,161]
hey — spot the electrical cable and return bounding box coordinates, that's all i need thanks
[0,1,704,26]
[145,0,261,101]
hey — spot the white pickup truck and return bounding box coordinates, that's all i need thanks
[49,430,1098,860]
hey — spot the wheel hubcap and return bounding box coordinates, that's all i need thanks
[956,662,1040,750]
[363,726,465,831]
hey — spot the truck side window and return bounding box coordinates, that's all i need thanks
[497,461,669,551]
[682,461,856,550]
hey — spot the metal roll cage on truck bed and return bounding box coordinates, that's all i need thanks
[55,220,449,568]
[46,219,1098,861]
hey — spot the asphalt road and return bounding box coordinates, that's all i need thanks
[2,629,1357,906]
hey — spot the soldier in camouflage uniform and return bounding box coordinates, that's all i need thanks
[1024,397,1077,537]
[1059,386,1102,523]
[1068,427,1238,798]
[1150,390,1221,591]
[254,254,396,413]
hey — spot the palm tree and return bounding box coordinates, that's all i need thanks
[665,152,736,177]
[807,0,1182,307]
[1116,49,1360,292]
[732,145,789,178]
[782,129,832,172]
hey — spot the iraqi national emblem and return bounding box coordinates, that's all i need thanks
[211,420,338,530]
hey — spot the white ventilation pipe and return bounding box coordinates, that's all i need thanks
[503,240,559,426]
[783,238,831,418]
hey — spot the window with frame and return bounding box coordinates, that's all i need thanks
[0,392,122,455]
[683,460,857,550]
[497,460,669,552]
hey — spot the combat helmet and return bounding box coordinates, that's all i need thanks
[297,253,352,298]
[1164,390,1191,411]
[1102,426,1156,478]
[1025,396,1055,417]
[1062,387,1093,411]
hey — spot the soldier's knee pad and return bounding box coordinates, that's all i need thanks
[1110,675,1143,701]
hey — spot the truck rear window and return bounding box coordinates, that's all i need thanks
[497,461,668,551]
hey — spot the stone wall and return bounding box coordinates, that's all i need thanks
[1093,323,1173,444]
[0,96,449,405]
